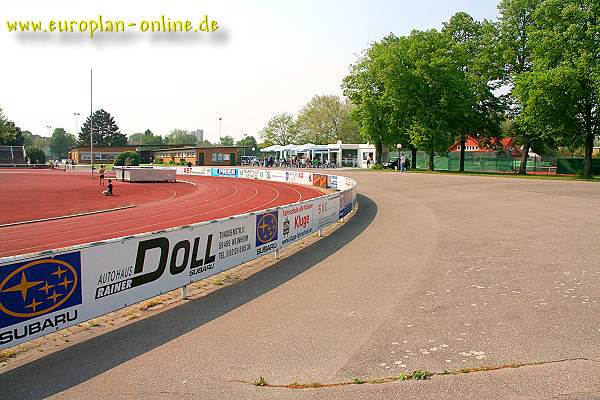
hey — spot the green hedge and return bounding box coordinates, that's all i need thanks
[114,151,140,166]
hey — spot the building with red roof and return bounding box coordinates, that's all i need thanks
[448,136,522,157]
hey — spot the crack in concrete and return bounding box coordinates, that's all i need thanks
[240,356,598,390]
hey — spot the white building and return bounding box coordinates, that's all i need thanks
[260,143,376,168]
[192,129,204,142]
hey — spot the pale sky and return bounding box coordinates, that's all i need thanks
[1,0,499,142]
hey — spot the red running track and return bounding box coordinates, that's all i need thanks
[0,170,324,258]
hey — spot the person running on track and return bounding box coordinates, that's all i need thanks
[99,165,106,186]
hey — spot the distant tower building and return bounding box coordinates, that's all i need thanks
[192,129,204,143]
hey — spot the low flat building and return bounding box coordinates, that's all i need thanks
[153,146,243,166]
[69,144,195,164]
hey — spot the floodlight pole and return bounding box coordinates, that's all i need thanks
[90,69,94,178]
[219,117,222,141]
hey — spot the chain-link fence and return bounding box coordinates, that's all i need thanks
[387,151,569,174]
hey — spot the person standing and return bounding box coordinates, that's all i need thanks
[400,155,406,172]
[99,165,106,186]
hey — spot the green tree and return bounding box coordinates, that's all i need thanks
[260,113,299,146]
[114,151,140,166]
[443,12,504,171]
[49,128,77,159]
[164,129,198,146]
[218,135,235,146]
[514,0,599,178]
[497,0,544,174]
[296,95,361,144]
[387,30,466,170]
[79,109,127,146]
[342,35,400,163]
[128,132,144,144]
[0,108,23,146]
[25,146,46,164]
[129,129,164,145]
[236,135,259,156]
[142,129,163,145]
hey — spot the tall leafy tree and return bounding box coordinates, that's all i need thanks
[343,35,399,163]
[142,129,163,145]
[260,113,299,146]
[296,95,361,144]
[218,135,235,146]
[388,29,467,170]
[236,135,259,155]
[0,108,23,146]
[49,128,77,158]
[515,0,599,178]
[498,0,543,174]
[129,129,164,145]
[79,109,127,147]
[443,13,504,171]
[164,129,198,146]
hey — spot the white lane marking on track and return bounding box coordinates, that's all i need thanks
[177,179,197,186]
[0,177,322,256]
[0,178,228,243]
[0,179,250,254]
[0,182,252,255]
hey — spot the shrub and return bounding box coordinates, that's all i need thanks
[371,163,384,170]
[25,146,46,164]
[154,157,164,165]
[114,151,140,166]
[179,158,187,166]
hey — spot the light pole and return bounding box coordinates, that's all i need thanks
[46,125,52,136]
[73,113,80,136]
[397,143,403,172]
[90,69,94,178]
[218,117,222,142]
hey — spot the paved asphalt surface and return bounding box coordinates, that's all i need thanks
[1,171,599,399]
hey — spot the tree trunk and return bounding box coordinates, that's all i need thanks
[459,136,466,172]
[518,137,530,175]
[411,147,417,169]
[429,149,434,171]
[375,142,383,164]
[583,131,594,179]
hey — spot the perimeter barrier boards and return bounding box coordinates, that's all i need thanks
[0,168,357,349]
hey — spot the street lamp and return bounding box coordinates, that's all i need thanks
[46,125,52,136]
[396,143,402,171]
[73,112,80,136]
[218,117,222,141]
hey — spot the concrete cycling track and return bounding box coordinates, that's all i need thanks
[0,170,324,258]
[1,171,600,399]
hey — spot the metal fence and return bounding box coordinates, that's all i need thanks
[388,151,564,174]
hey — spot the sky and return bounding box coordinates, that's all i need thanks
[1,0,500,142]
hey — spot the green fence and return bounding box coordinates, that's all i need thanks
[389,151,560,174]
[557,158,600,175]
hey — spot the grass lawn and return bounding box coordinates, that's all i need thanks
[361,167,600,182]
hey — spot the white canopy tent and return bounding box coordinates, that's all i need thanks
[258,142,376,168]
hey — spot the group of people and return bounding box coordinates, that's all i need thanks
[49,159,77,171]
[259,155,337,169]
[98,165,113,196]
